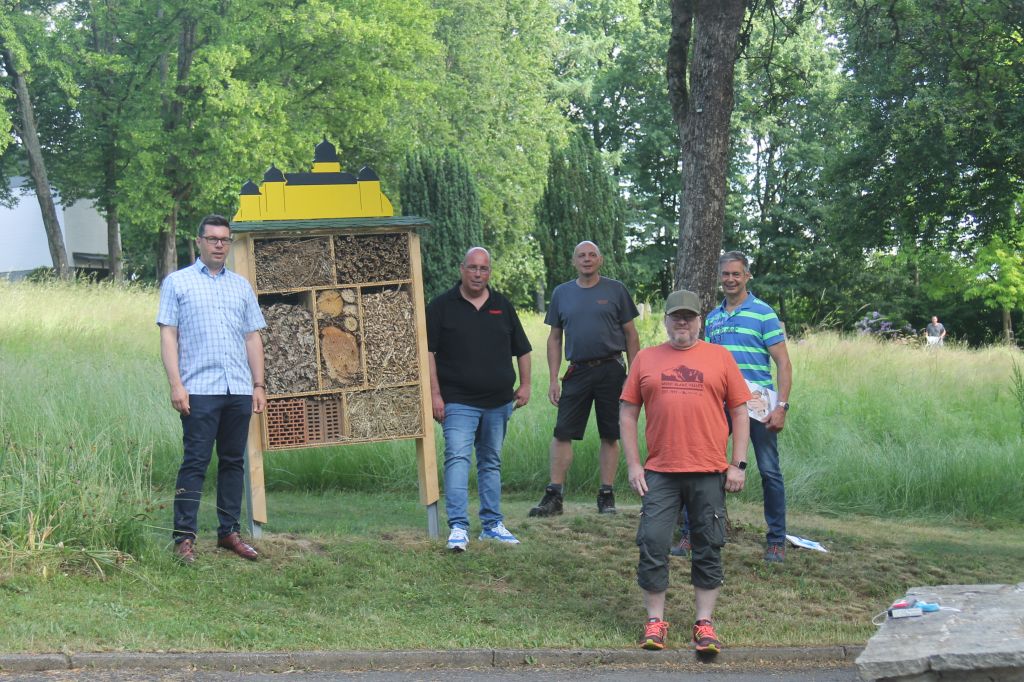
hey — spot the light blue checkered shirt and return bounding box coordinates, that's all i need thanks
[157,260,266,395]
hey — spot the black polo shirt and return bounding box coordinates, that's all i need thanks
[426,284,532,408]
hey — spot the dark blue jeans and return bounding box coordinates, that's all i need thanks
[749,418,787,545]
[173,394,252,542]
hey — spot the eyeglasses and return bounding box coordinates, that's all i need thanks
[462,265,491,274]
[667,312,699,322]
[199,236,234,246]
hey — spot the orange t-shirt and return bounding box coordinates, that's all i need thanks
[620,341,751,473]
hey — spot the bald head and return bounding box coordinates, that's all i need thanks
[572,241,603,279]
[463,246,491,265]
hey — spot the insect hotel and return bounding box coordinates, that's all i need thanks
[229,139,439,537]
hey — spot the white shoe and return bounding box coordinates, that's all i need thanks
[446,527,469,552]
[478,522,520,544]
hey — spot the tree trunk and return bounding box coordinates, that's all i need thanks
[106,207,123,282]
[155,11,196,283]
[1003,306,1014,344]
[1,46,72,279]
[668,0,747,311]
[157,203,179,283]
[83,4,126,283]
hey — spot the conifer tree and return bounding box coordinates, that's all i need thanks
[535,128,626,299]
[401,150,484,302]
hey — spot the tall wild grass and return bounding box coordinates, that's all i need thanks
[1,281,1021,560]
[0,280,175,562]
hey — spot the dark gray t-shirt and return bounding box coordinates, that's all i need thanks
[545,277,639,362]
[927,322,945,337]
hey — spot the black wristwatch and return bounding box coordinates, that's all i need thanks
[733,460,747,471]
[779,401,790,411]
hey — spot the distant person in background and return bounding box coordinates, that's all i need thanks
[427,247,532,552]
[926,316,947,346]
[158,214,266,565]
[529,240,640,518]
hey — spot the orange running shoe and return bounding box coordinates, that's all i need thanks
[640,618,669,650]
[692,619,722,653]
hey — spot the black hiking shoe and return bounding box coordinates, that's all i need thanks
[597,488,616,514]
[529,485,563,517]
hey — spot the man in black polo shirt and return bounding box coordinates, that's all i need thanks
[427,247,532,552]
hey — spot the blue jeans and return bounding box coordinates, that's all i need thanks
[442,402,514,531]
[750,418,787,545]
[173,394,252,542]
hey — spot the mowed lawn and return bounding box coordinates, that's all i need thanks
[1,280,1022,652]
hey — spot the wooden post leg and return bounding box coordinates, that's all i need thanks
[416,436,440,538]
[409,230,440,538]
[426,502,440,538]
[243,417,267,538]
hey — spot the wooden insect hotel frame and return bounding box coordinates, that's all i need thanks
[228,139,439,537]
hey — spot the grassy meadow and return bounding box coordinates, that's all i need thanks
[1,279,1023,653]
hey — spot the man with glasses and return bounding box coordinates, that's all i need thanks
[427,247,532,552]
[529,241,640,518]
[620,289,750,654]
[157,214,266,565]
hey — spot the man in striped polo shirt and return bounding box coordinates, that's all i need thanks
[704,251,793,563]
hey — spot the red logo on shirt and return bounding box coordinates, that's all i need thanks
[660,364,705,394]
[489,310,503,315]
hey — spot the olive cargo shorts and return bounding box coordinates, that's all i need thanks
[636,470,728,592]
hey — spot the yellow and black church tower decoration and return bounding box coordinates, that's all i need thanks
[233,138,393,222]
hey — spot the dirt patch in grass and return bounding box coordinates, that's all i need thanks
[257,533,331,557]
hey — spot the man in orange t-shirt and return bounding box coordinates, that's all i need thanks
[620,289,750,655]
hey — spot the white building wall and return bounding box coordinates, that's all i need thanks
[0,180,68,277]
[63,199,107,257]
[0,178,106,278]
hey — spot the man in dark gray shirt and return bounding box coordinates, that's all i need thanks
[926,316,947,346]
[529,241,640,517]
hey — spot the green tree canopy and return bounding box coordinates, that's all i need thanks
[400,149,484,302]
[535,127,626,298]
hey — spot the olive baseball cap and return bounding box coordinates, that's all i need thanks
[664,289,701,315]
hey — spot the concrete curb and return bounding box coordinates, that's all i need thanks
[0,646,864,674]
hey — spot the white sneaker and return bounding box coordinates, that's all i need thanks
[446,527,469,552]
[478,522,520,544]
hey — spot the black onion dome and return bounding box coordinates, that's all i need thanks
[357,166,379,181]
[314,138,339,163]
[240,180,261,195]
[263,164,285,182]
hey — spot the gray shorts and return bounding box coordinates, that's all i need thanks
[636,470,727,592]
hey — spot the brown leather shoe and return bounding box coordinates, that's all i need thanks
[173,537,196,565]
[217,532,258,561]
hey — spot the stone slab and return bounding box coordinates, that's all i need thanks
[0,647,859,674]
[856,583,1024,681]
[0,654,70,672]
